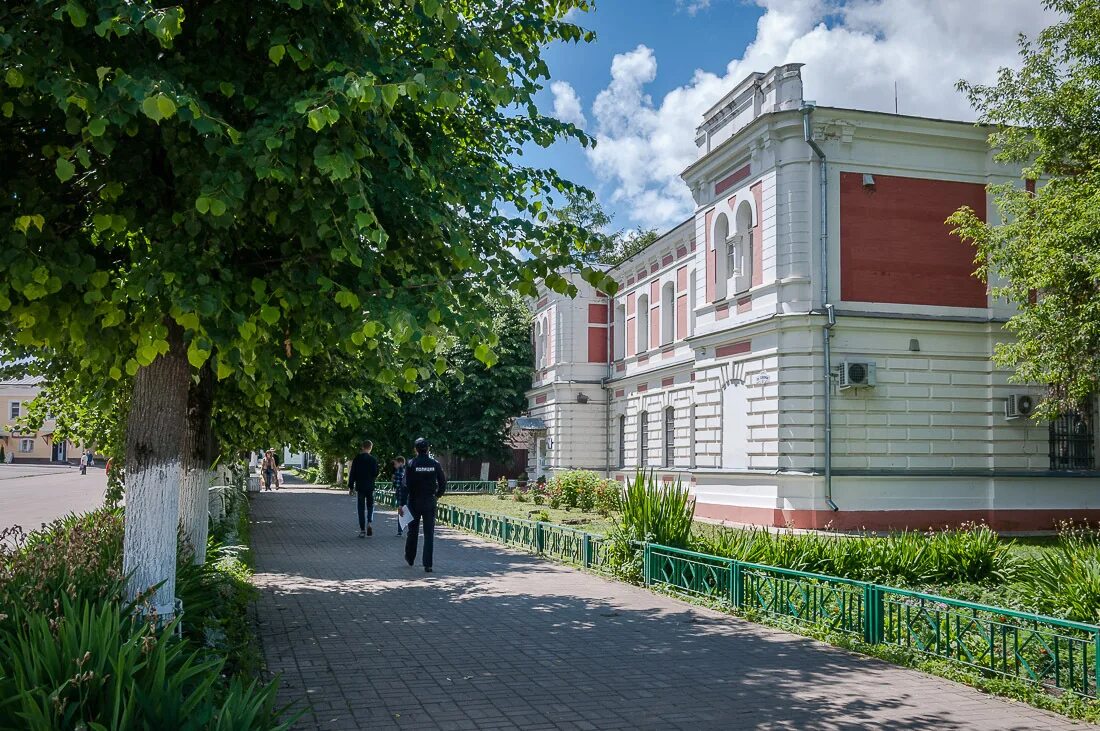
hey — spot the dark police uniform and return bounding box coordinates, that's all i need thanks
[403,453,447,569]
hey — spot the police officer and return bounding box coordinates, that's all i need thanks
[401,437,447,572]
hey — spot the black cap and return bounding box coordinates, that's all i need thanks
[414,437,429,452]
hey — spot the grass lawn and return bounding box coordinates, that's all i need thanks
[439,494,617,534]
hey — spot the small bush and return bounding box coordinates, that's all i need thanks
[494,477,510,500]
[608,472,694,578]
[594,479,619,517]
[1013,522,1100,623]
[553,470,605,511]
[512,487,528,503]
[546,478,564,509]
[534,509,551,523]
[531,483,546,505]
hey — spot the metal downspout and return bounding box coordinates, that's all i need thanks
[802,104,839,514]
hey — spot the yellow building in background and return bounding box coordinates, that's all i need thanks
[0,376,82,463]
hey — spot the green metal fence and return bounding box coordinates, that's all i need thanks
[381,480,495,494]
[372,499,1100,698]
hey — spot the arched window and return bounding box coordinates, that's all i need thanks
[637,294,650,353]
[734,201,754,294]
[618,414,626,468]
[688,269,697,335]
[713,213,730,300]
[614,303,627,360]
[663,406,675,468]
[535,320,546,368]
[661,282,675,345]
[638,411,649,466]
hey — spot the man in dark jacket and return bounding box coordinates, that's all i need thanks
[348,440,379,537]
[402,437,446,571]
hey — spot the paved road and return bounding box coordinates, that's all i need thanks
[0,463,105,533]
[251,488,1081,731]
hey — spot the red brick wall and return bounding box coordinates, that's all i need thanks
[840,172,987,308]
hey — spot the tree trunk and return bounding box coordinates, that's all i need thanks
[122,323,189,616]
[179,364,215,565]
[335,459,345,487]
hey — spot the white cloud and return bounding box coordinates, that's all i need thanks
[583,0,1060,230]
[550,81,587,129]
[677,0,713,15]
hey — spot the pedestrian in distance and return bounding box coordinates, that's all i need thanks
[402,437,446,572]
[392,456,407,536]
[348,440,379,538]
[261,450,278,491]
[79,450,88,475]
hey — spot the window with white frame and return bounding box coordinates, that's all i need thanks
[19,438,34,453]
[618,414,626,468]
[9,401,20,420]
[638,410,649,466]
[663,406,675,468]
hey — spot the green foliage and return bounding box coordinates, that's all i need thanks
[607,472,694,578]
[692,523,1015,587]
[1012,522,1100,623]
[0,0,613,466]
[593,479,619,517]
[494,476,510,499]
[949,0,1100,415]
[0,599,290,731]
[0,501,290,730]
[512,486,528,503]
[531,483,546,505]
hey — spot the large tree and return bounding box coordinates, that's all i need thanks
[949,0,1100,419]
[1,0,611,610]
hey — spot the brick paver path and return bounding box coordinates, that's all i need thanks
[251,488,1081,730]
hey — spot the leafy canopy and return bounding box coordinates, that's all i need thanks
[949,0,1100,417]
[0,0,613,421]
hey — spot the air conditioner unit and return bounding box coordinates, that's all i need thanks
[838,361,876,390]
[1005,393,1036,420]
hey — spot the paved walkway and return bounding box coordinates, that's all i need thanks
[251,488,1081,730]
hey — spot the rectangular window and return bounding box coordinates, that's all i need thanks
[618,415,626,468]
[663,407,675,468]
[19,438,34,453]
[1050,405,1095,470]
[9,401,20,420]
[638,411,648,467]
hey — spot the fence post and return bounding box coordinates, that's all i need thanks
[1094,630,1100,697]
[864,584,883,645]
[583,533,591,569]
[732,561,743,609]
[536,522,545,554]
[475,511,482,534]
[643,543,651,587]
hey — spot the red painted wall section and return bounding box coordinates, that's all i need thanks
[840,172,987,308]
[587,327,608,363]
[736,295,752,314]
[649,307,660,348]
[676,265,687,292]
[662,254,673,267]
[675,294,687,339]
[626,292,635,316]
[649,280,659,302]
[705,209,716,302]
[715,304,730,320]
[715,164,751,196]
[715,340,751,358]
[750,181,764,288]
[588,303,608,324]
[626,318,636,357]
[661,377,674,388]
[535,394,547,404]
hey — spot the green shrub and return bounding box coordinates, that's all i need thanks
[494,477,510,500]
[594,479,619,517]
[553,470,605,511]
[512,487,527,503]
[1013,523,1100,623]
[0,599,292,731]
[531,484,546,505]
[534,509,551,523]
[546,478,563,509]
[691,523,1015,588]
[607,472,695,579]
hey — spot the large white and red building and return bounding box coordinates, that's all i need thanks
[525,63,1099,532]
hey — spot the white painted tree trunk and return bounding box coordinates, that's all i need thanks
[178,466,212,564]
[122,323,189,617]
[336,459,345,486]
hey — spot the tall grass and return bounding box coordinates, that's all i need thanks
[607,472,694,579]
[692,523,1015,586]
[1012,523,1100,623]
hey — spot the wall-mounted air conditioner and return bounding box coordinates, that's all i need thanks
[838,361,876,390]
[1004,394,1035,420]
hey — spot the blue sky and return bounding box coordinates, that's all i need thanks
[520,0,1057,233]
